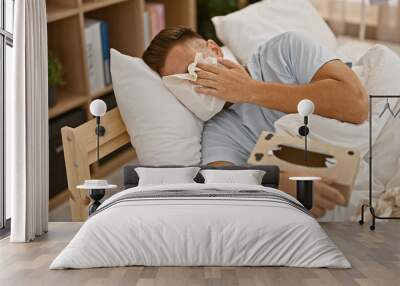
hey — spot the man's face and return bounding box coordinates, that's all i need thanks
[160,39,223,77]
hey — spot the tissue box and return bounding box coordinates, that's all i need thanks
[248,131,360,204]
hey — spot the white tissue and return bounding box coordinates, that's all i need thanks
[162,52,225,121]
[188,53,218,81]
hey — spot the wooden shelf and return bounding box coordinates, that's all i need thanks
[150,0,197,30]
[47,2,79,23]
[47,0,196,121]
[49,90,88,119]
[91,85,114,99]
[82,0,129,13]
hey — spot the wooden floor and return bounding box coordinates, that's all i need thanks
[0,222,399,286]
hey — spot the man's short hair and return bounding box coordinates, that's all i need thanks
[142,26,203,74]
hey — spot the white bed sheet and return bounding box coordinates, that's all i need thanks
[50,183,350,269]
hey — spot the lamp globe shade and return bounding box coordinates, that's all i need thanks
[297,99,315,116]
[90,99,107,117]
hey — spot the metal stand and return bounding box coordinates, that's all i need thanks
[289,177,321,210]
[296,180,313,210]
[95,116,106,168]
[88,117,106,216]
[88,188,105,215]
[359,95,400,230]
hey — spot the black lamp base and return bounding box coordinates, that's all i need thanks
[88,189,106,215]
[296,180,313,210]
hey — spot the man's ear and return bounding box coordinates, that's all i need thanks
[207,39,223,58]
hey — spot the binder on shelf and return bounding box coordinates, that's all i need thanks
[100,21,111,86]
[143,11,151,49]
[85,18,106,94]
[146,3,165,39]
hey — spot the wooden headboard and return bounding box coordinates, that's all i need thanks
[61,107,135,221]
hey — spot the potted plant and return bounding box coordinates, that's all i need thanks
[48,52,65,107]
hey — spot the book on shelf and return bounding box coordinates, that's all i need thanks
[100,21,112,86]
[143,11,151,49]
[84,18,111,95]
[145,3,165,41]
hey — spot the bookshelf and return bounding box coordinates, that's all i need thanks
[46,0,197,194]
[47,0,197,119]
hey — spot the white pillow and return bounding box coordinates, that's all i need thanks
[110,49,203,165]
[135,167,200,186]
[221,46,239,63]
[336,36,376,63]
[200,169,266,185]
[212,0,337,64]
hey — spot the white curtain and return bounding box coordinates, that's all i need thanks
[311,0,400,42]
[376,1,400,42]
[7,0,48,242]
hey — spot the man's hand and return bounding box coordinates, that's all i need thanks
[195,59,257,103]
[280,172,346,218]
[311,180,347,217]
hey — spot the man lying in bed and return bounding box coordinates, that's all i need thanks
[142,27,368,218]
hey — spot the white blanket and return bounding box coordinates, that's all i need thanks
[275,45,400,221]
[50,183,350,269]
[275,45,400,158]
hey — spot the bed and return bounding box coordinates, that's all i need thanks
[61,0,400,222]
[50,165,350,269]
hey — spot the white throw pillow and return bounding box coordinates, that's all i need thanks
[110,49,203,165]
[212,0,337,64]
[200,169,266,185]
[135,167,200,186]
